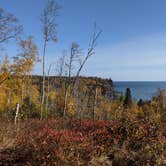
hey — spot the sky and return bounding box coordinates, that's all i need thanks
[1,0,166,81]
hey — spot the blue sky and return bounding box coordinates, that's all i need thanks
[1,0,166,81]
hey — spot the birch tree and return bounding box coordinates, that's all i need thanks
[0,7,22,44]
[13,36,39,106]
[0,7,22,85]
[63,43,82,117]
[72,23,102,92]
[62,24,102,117]
[40,0,60,119]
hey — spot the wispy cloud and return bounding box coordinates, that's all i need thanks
[83,32,166,81]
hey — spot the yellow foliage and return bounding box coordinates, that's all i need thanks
[49,91,56,101]
[0,88,7,111]
[28,85,40,106]
[131,102,139,113]
[67,97,75,116]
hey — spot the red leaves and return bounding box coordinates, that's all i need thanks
[0,119,166,165]
[46,129,88,143]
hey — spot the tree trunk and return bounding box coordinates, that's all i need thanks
[45,76,50,118]
[63,87,68,117]
[14,103,19,125]
[41,40,47,120]
[93,87,98,120]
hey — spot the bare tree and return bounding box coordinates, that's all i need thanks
[0,7,22,44]
[62,24,102,117]
[40,0,60,119]
[63,43,82,117]
[67,43,82,85]
[56,50,66,86]
[72,23,102,92]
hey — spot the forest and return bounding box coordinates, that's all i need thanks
[0,0,166,165]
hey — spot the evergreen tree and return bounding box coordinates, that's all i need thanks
[123,88,132,108]
[137,98,144,107]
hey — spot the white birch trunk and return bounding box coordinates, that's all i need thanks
[14,103,19,125]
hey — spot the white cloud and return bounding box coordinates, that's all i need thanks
[83,32,166,81]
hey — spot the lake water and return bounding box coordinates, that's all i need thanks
[114,81,166,101]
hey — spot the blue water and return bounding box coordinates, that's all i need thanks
[114,81,166,101]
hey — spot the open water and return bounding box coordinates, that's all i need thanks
[114,81,166,101]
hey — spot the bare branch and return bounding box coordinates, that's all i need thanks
[67,42,82,79]
[73,23,102,89]
[0,7,22,45]
[40,0,60,119]
[40,0,60,42]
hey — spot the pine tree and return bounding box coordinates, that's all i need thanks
[123,88,132,108]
